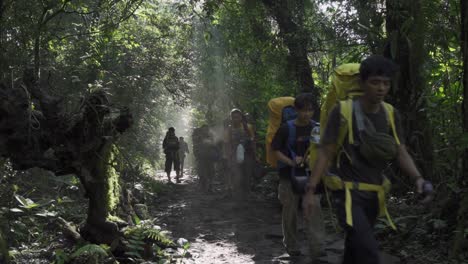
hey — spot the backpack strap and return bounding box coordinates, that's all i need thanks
[338,99,400,146]
[338,99,354,146]
[286,119,320,158]
[286,120,297,158]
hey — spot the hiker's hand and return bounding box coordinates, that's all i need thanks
[294,156,304,167]
[302,189,315,217]
[415,177,434,204]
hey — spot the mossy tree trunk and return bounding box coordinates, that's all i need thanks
[0,72,132,245]
[80,142,121,244]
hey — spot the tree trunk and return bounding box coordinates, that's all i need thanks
[0,75,132,245]
[34,34,40,81]
[80,142,121,245]
[353,0,385,54]
[384,0,434,181]
[0,230,10,264]
[451,0,468,257]
[261,0,319,111]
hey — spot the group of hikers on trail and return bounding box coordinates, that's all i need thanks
[163,55,435,263]
[164,109,257,197]
[162,127,189,183]
[190,109,257,196]
[267,55,434,263]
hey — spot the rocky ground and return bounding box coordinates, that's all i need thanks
[150,169,400,264]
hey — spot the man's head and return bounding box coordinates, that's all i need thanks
[168,127,175,136]
[359,55,399,104]
[294,93,314,122]
[230,108,243,125]
[179,136,184,141]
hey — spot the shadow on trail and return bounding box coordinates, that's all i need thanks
[151,170,398,264]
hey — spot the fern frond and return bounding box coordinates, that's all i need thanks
[70,244,108,259]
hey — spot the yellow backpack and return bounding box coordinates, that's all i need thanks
[308,63,363,169]
[265,97,295,168]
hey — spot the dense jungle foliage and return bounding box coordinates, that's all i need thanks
[0,0,467,263]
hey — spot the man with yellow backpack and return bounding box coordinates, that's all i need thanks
[303,55,434,264]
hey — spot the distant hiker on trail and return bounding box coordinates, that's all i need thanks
[178,136,189,176]
[192,125,217,192]
[223,108,256,198]
[271,93,325,259]
[303,55,434,264]
[163,127,180,183]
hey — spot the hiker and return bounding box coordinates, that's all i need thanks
[223,108,256,197]
[178,136,190,176]
[162,127,180,183]
[271,93,325,258]
[192,125,216,192]
[303,55,434,264]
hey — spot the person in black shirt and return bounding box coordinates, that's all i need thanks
[163,127,180,183]
[271,93,325,258]
[303,55,433,264]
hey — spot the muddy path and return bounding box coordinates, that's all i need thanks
[151,170,399,264]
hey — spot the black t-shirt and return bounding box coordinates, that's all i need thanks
[321,101,404,198]
[271,121,314,179]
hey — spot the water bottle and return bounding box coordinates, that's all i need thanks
[236,144,245,163]
[311,124,320,144]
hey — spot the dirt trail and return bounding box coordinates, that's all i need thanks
[152,170,399,264]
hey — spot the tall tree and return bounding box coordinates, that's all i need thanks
[451,0,468,257]
[385,0,434,180]
[261,0,319,110]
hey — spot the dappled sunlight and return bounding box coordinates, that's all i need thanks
[188,239,256,264]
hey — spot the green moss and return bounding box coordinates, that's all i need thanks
[107,145,121,213]
[106,215,125,223]
[100,143,121,214]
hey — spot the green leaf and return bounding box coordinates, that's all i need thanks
[35,210,58,217]
[70,244,108,259]
[9,208,23,213]
[125,251,142,258]
[132,214,141,225]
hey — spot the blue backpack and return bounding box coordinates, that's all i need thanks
[281,105,297,124]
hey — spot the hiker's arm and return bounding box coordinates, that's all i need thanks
[274,150,295,167]
[397,144,425,192]
[306,143,336,191]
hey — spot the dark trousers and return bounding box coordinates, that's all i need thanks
[180,155,186,173]
[165,152,180,174]
[198,158,214,191]
[334,192,380,264]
